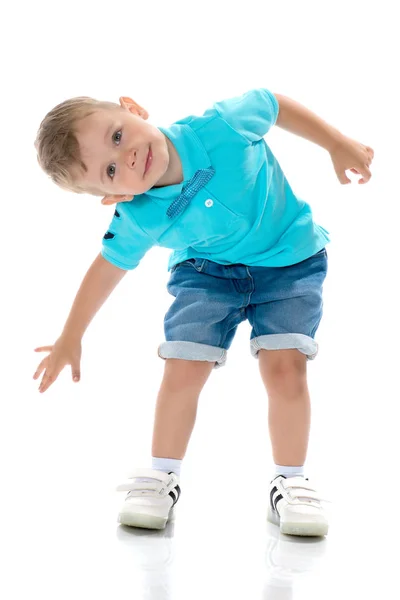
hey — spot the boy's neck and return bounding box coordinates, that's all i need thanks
[154,136,184,188]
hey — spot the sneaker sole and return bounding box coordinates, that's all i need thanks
[267,508,328,537]
[118,512,169,530]
[118,506,175,530]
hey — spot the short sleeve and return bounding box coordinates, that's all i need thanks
[101,206,155,270]
[212,88,279,143]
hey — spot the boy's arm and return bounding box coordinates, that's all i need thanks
[274,93,343,152]
[62,252,127,341]
[273,93,374,184]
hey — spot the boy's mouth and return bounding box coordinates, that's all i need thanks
[144,147,153,175]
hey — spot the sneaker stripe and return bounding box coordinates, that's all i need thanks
[270,485,284,517]
[273,493,283,514]
[168,484,181,507]
[270,486,278,513]
[167,473,181,506]
[272,488,282,502]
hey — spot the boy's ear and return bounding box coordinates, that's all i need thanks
[119,96,149,120]
[101,194,132,206]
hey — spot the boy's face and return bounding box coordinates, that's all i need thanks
[74,97,170,203]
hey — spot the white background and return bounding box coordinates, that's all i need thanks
[2,1,399,598]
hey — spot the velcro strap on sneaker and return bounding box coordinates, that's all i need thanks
[125,469,174,483]
[116,480,166,495]
[115,468,176,494]
[289,489,326,502]
[282,477,332,504]
[282,477,317,492]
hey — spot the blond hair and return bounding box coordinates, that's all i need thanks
[35,96,120,195]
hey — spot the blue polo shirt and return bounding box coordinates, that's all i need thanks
[101,88,330,271]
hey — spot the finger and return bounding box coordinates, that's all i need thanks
[336,169,351,184]
[71,367,81,382]
[359,165,372,184]
[39,372,55,393]
[33,358,47,380]
[34,346,53,352]
[366,146,374,159]
[358,165,372,183]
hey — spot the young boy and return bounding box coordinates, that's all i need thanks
[33,89,374,536]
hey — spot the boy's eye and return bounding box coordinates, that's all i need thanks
[113,130,122,144]
[107,163,116,179]
[107,130,122,179]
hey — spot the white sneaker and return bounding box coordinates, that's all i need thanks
[116,468,181,530]
[268,475,330,537]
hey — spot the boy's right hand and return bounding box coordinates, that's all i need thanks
[33,335,82,393]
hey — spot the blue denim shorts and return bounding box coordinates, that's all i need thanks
[158,248,328,369]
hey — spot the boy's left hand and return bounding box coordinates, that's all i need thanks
[330,135,374,185]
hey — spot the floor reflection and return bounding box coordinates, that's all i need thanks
[115,510,328,599]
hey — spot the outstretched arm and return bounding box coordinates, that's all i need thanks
[274,93,374,184]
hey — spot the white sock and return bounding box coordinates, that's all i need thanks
[275,464,305,478]
[135,457,182,484]
[152,456,182,477]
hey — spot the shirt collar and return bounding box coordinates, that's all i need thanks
[144,123,212,199]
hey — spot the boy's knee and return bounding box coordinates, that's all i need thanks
[259,348,307,374]
[162,358,214,392]
[259,349,307,394]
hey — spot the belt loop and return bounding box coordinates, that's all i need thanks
[199,259,207,273]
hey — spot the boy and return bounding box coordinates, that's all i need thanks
[33,89,374,536]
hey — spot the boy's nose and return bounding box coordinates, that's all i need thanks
[125,149,137,168]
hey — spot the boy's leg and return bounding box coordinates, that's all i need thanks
[151,358,215,460]
[258,348,310,466]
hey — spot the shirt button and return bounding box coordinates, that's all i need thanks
[205,199,214,207]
